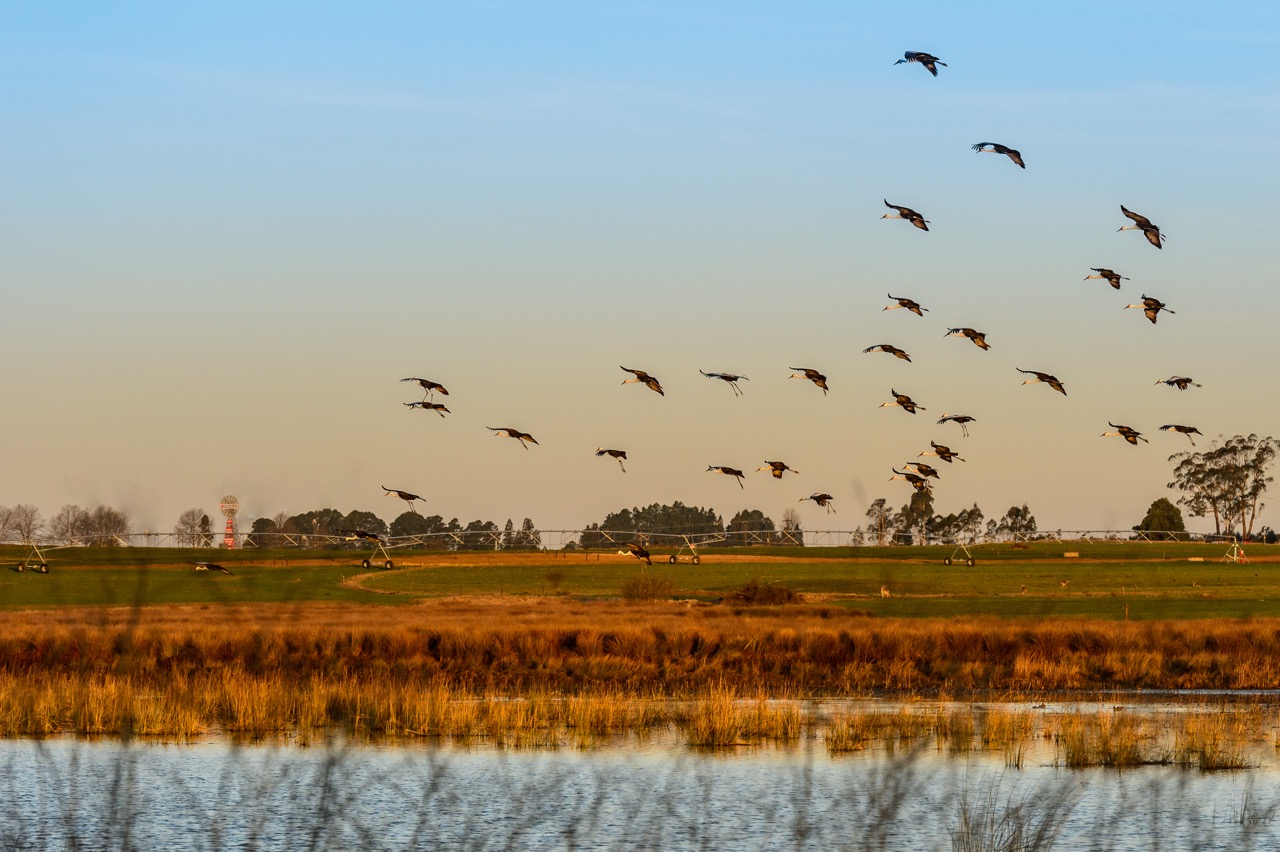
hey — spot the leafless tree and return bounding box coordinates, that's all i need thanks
[10,504,44,543]
[0,505,14,542]
[173,508,205,547]
[89,506,130,544]
[50,504,92,545]
[780,507,803,546]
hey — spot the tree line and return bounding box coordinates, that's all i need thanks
[575,502,806,548]
[0,504,131,545]
[239,509,542,550]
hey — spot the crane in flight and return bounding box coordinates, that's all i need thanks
[904,461,940,479]
[401,377,449,400]
[595,448,628,472]
[1101,423,1148,445]
[757,461,798,479]
[1084,268,1129,290]
[404,401,451,417]
[972,143,1025,169]
[884,294,928,316]
[1156,376,1201,391]
[945,327,991,350]
[625,542,652,566]
[890,468,931,492]
[863,344,912,362]
[894,51,947,76]
[789,367,829,395]
[880,389,924,414]
[1119,205,1165,249]
[488,427,539,449]
[700,370,749,397]
[919,441,965,463]
[937,414,977,437]
[382,486,425,514]
[1016,368,1067,396]
[882,199,929,231]
[1125,295,1175,325]
[193,562,233,575]
[800,493,836,513]
[620,366,665,396]
[707,466,746,489]
[1160,424,1204,445]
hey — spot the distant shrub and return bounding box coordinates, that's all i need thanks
[620,575,674,601]
[543,567,567,592]
[725,579,803,605]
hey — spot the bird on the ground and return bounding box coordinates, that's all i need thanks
[788,367,829,395]
[890,468,931,492]
[404,401,450,417]
[488,427,539,449]
[1101,423,1148,445]
[620,366,664,396]
[945,328,991,350]
[758,461,799,479]
[340,529,385,544]
[382,486,425,513]
[401,377,449,399]
[707,465,746,489]
[700,370,749,397]
[1119,205,1165,249]
[595,448,627,472]
[1016,367,1067,397]
[905,461,940,479]
[800,493,836,513]
[1156,376,1201,391]
[894,51,947,76]
[1085,268,1129,290]
[1160,424,1204,445]
[880,389,924,414]
[863,344,912,362]
[884,294,928,316]
[193,561,233,575]
[882,199,929,231]
[920,441,965,463]
[625,542,652,566]
[1125,295,1175,325]
[937,414,977,437]
[972,142,1025,169]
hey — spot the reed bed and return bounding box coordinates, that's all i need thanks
[3,601,1280,765]
[11,603,1280,694]
[1,666,1275,770]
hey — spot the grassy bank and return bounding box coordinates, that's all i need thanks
[2,541,1277,619]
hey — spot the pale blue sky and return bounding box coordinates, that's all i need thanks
[2,2,1278,536]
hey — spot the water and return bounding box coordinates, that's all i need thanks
[2,735,1278,851]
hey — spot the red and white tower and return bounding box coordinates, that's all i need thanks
[219,495,239,549]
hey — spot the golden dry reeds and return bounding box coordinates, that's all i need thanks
[1052,711,1163,768]
[4,602,1280,751]
[1172,712,1251,770]
[10,603,1280,696]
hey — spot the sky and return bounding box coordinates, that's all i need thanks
[2,2,1278,540]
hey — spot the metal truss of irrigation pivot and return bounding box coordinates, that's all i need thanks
[0,529,1235,550]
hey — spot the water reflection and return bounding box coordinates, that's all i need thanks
[2,736,1278,850]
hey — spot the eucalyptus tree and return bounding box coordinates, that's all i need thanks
[1168,434,1279,538]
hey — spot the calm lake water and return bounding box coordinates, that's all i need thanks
[3,725,1279,852]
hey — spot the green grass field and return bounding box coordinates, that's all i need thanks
[2,541,1275,619]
